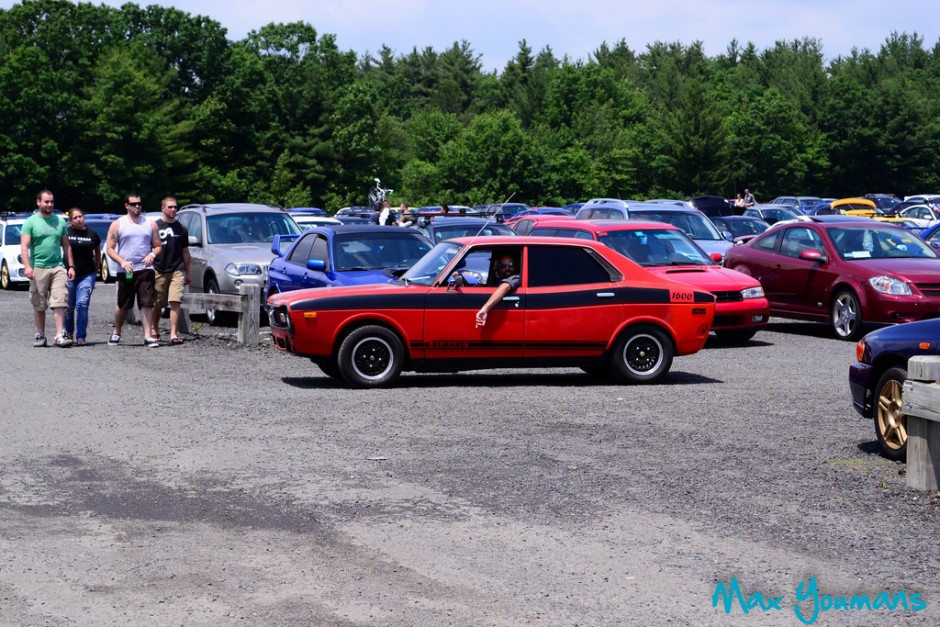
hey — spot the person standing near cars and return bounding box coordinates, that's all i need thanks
[21,189,74,347]
[151,197,191,345]
[743,188,756,207]
[106,193,162,347]
[64,207,101,346]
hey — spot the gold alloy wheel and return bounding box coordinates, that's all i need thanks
[876,378,906,453]
[1,262,9,289]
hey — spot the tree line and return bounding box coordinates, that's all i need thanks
[2,0,939,214]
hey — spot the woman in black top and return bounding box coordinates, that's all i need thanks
[64,208,101,345]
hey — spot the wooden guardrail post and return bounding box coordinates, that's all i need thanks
[903,356,940,490]
[236,284,261,346]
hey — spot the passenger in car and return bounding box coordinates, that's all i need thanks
[475,252,520,328]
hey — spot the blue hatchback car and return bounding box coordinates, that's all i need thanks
[265,225,433,297]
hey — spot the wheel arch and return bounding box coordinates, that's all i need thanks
[608,318,678,356]
[332,316,413,370]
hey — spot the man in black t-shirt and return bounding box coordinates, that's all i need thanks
[151,197,191,344]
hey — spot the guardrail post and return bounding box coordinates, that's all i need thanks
[237,284,260,346]
[904,356,940,490]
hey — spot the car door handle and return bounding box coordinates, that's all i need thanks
[503,296,520,302]
[596,292,615,298]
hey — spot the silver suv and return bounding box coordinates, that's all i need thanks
[176,203,301,323]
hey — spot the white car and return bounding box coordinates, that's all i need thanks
[292,215,342,230]
[0,213,30,289]
[898,204,940,228]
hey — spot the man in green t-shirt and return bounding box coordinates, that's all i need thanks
[21,190,75,347]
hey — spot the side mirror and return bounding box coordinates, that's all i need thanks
[799,249,828,264]
[306,259,327,271]
[188,235,201,247]
[722,230,734,241]
[710,252,723,263]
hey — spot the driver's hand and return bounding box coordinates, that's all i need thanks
[475,309,487,327]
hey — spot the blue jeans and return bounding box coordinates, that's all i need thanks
[65,273,96,341]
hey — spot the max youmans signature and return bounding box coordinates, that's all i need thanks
[712,577,927,624]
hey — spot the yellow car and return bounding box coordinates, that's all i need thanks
[830,197,907,224]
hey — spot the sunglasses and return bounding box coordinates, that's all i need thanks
[498,263,515,269]
[165,205,178,209]
[127,202,142,207]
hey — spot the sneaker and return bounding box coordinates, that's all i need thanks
[144,337,160,348]
[54,334,73,347]
[63,332,73,341]
[75,339,86,347]
[33,334,47,347]
[108,334,121,346]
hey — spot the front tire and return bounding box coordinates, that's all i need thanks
[831,290,863,341]
[204,277,231,326]
[610,325,674,383]
[874,366,907,461]
[0,261,10,290]
[100,259,111,283]
[337,325,403,388]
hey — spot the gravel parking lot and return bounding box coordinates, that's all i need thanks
[1,283,937,626]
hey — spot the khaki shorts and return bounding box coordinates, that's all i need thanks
[154,270,185,308]
[29,266,68,310]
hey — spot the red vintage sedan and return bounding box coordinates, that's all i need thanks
[268,236,716,387]
[529,219,770,343]
[723,215,940,340]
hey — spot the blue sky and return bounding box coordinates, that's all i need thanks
[7,1,940,72]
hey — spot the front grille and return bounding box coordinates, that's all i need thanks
[914,283,940,297]
[712,291,742,303]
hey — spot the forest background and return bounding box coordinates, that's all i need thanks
[2,0,940,213]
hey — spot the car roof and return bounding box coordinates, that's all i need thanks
[179,202,287,214]
[305,224,427,236]
[529,219,679,232]
[831,197,876,209]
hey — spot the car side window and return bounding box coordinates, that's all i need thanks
[287,233,316,265]
[780,227,822,258]
[184,214,203,243]
[753,231,780,253]
[310,235,329,268]
[527,245,612,287]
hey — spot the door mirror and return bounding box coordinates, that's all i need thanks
[799,249,827,263]
[447,271,465,291]
[188,235,201,247]
[306,258,326,271]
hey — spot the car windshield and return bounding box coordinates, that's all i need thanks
[599,229,713,266]
[432,223,513,242]
[206,212,301,244]
[720,219,768,238]
[828,226,938,260]
[400,242,463,286]
[4,223,23,245]
[333,232,432,271]
[630,211,723,241]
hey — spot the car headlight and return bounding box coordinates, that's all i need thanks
[740,286,765,299]
[868,275,912,295]
[225,262,263,276]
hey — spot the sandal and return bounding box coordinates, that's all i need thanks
[170,337,184,345]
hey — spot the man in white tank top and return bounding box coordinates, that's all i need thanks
[105,193,162,346]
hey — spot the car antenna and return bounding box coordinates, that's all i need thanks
[472,191,516,239]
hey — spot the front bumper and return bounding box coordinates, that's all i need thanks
[848,361,873,417]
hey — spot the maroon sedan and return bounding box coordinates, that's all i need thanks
[723,215,940,340]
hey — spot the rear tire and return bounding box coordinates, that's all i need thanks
[1,261,10,290]
[874,366,908,461]
[610,325,673,383]
[337,325,403,388]
[100,259,112,283]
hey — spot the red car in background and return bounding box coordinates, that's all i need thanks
[268,237,716,387]
[723,215,940,340]
[529,219,769,343]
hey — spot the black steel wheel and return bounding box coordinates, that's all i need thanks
[610,325,673,383]
[337,325,404,388]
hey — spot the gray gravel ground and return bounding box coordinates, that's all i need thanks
[0,283,938,626]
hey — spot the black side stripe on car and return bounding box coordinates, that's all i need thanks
[290,287,714,312]
[409,341,605,350]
